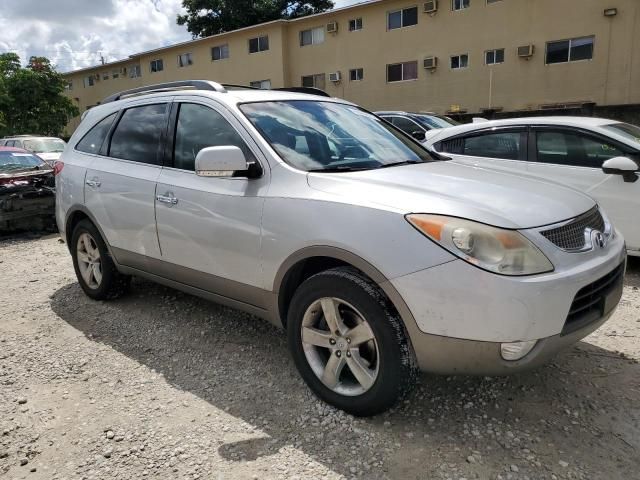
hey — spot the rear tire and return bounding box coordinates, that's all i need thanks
[71,219,130,300]
[287,267,417,416]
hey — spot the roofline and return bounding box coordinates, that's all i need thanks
[62,0,385,76]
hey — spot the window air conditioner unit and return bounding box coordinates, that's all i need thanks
[329,71,341,82]
[518,44,535,58]
[423,56,438,69]
[424,0,438,13]
[326,21,338,33]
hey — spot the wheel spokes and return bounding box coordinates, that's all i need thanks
[80,263,93,285]
[321,353,346,389]
[92,263,102,285]
[302,327,334,348]
[346,322,375,346]
[77,250,90,265]
[320,298,344,335]
[346,351,376,391]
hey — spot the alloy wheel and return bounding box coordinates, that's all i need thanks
[76,232,102,289]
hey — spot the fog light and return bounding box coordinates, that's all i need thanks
[500,340,537,361]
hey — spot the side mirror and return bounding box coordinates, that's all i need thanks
[411,130,426,142]
[602,156,639,183]
[195,146,248,177]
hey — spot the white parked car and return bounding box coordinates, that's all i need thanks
[425,117,640,256]
[1,135,67,165]
[56,82,626,415]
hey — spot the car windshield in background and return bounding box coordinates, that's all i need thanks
[240,101,438,172]
[0,151,47,172]
[414,114,460,129]
[23,138,66,153]
[603,123,640,148]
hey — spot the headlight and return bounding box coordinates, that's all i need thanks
[406,214,554,276]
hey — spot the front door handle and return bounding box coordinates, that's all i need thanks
[156,192,178,205]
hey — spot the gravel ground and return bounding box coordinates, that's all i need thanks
[0,233,639,480]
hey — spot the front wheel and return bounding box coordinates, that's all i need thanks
[287,267,416,416]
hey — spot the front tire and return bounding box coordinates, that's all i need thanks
[287,267,416,416]
[71,219,130,300]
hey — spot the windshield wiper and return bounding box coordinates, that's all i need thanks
[377,160,423,169]
[308,166,372,173]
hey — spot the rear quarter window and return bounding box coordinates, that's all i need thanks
[76,113,117,154]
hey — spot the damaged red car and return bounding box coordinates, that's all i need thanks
[0,147,56,232]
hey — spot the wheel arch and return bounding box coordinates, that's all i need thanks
[273,246,418,335]
[64,206,116,260]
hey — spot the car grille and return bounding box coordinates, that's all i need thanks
[562,262,625,336]
[540,208,605,251]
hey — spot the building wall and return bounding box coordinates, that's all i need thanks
[62,0,640,133]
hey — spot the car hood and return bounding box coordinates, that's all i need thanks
[307,160,596,229]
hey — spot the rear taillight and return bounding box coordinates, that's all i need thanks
[53,161,64,176]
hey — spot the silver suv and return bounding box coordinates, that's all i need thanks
[56,81,626,415]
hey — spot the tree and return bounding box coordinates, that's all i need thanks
[177,0,334,38]
[0,54,78,137]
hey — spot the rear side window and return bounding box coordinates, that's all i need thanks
[109,104,168,164]
[76,113,117,154]
[536,130,624,167]
[463,131,523,160]
[391,117,424,134]
[173,103,256,171]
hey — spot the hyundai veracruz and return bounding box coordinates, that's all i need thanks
[56,81,626,416]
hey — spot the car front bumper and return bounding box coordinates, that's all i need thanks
[388,232,627,374]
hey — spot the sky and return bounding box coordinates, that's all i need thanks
[0,0,360,73]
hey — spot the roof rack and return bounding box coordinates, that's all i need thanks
[273,87,330,97]
[102,80,227,103]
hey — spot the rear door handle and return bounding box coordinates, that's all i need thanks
[85,178,101,188]
[156,192,178,205]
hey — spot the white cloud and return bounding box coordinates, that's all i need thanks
[0,0,190,72]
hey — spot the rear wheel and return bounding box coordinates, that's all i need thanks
[287,267,416,416]
[71,219,130,300]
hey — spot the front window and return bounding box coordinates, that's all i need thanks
[602,123,640,149]
[300,27,325,46]
[249,35,269,53]
[240,100,437,172]
[546,36,594,64]
[414,114,460,129]
[536,130,624,167]
[0,151,47,172]
[387,7,418,30]
[23,138,66,153]
[387,61,418,82]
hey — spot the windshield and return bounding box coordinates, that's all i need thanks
[23,138,66,153]
[240,101,438,172]
[0,151,48,172]
[414,114,460,129]
[602,123,640,148]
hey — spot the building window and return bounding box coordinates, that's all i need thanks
[249,35,269,53]
[349,17,363,31]
[388,7,418,30]
[84,75,95,87]
[250,79,272,89]
[150,59,164,73]
[300,27,325,46]
[129,65,141,78]
[112,69,120,79]
[65,80,73,90]
[546,36,594,64]
[485,49,504,65]
[102,72,109,80]
[386,61,418,82]
[349,68,364,81]
[212,44,229,61]
[178,53,193,67]
[453,0,470,10]
[301,73,326,90]
[450,54,469,69]
[486,0,502,3]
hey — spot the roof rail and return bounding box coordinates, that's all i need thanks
[273,87,330,97]
[102,80,227,103]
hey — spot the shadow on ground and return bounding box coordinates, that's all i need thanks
[49,270,640,479]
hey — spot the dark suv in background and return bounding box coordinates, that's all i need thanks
[375,111,459,142]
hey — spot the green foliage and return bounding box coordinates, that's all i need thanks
[0,54,79,137]
[177,0,334,38]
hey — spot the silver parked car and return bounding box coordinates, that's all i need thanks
[56,81,626,416]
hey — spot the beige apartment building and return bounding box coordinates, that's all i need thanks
[62,0,640,133]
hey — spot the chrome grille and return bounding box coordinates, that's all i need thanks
[540,208,606,251]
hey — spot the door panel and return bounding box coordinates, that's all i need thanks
[527,128,639,251]
[155,100,268,291]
